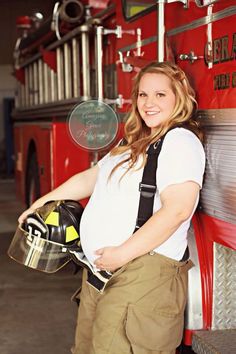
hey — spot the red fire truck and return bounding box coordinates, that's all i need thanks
[13,0,236,352]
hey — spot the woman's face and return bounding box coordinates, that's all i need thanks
[137,73,176,132]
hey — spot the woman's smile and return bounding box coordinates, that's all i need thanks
[137,73,176,132]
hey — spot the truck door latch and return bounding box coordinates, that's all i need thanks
[179,50,203,64]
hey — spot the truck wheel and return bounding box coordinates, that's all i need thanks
[26,152,41,207]
[178,344,195,354]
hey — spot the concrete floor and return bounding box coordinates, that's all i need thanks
[0,179,81,354]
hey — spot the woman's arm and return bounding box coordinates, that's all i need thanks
[120,181,199,259]
[18,165,99,223]
[94,180,200,271]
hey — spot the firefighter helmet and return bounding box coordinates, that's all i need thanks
[8,200,84,273]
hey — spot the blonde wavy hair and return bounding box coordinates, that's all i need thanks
[110,61,203,176]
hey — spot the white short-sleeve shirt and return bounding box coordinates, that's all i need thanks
[80,128,205,265]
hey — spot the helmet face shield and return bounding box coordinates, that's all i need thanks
[8,200,84,273]
[8,225,71,273]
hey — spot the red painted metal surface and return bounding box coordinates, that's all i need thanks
[40,48,57,72]
[14,123,52,204]
[51,121,90,189]
[192,212,214,330]
[14,68,25,85]
[189,211,236,340]
[16,15,32,29]
[184,328,194,347]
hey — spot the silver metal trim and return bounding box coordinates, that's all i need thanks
[57,47,64,101]
[72,37,80,98]
[91,3,115,19]
[118,36,157,53]
[195,0,218,8]
[18,24,91,69]
[199,108,236,225]
[43,63,49,103]
[13,98,82,120]
[25,66,29,107]
[33,62,38,105]
[197,108,236,126]
[38,59,43,105]
[96,26,104,101]
[64,42,72,99]
[29,64,33,106]
[158,0,165,62]
[206,4,213,69]
[81,29,90,100]
[50,69,57,102]
[167,5,236,36]
[185,225,203,330]
[118,5,236,54]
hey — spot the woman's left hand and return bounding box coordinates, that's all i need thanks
[94,246,129,272]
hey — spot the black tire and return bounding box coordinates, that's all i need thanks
[25,152,41,207]
[178,344,195,354]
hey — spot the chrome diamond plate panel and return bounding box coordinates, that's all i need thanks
[192,329,236,354]
[198,109,236,224]
[212,243,236,330]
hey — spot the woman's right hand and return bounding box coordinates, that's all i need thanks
[18,207,37,225]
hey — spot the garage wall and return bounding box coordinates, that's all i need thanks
[0,0,55,174]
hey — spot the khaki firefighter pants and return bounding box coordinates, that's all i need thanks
[72,252,193,354]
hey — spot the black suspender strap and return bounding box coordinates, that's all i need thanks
[134,138,164,232]
[134,132,189,262]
